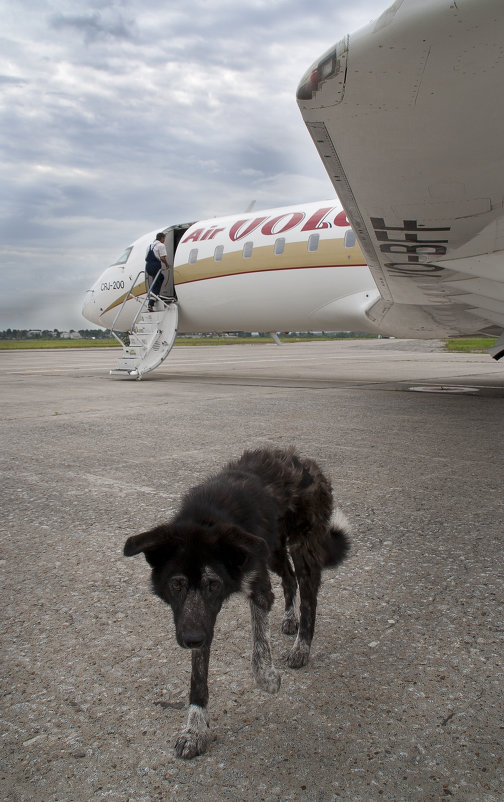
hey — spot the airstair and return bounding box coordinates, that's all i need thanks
[109,270,178,379]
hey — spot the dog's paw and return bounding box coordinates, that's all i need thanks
[281,604,298,636]
[287,638,310,668]
[281,617,299,635]
[174,729,210,759]
[254,665,281,694]
[174,705,210,759]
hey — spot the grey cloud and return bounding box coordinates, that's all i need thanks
[50,11,134,43]
[0,74,28,86]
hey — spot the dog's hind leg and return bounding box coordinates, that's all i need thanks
[287,551,321,668]
[175,645,211,759]
[250,600,281,693]
[271,549,298,635]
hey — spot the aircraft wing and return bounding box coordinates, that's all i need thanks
[297,0,504,355]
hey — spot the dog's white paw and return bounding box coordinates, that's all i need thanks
[174,705,210,759]
[174,729,210,759]
[287,637,310,668]
[254,665,281,694]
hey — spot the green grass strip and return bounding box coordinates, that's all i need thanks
[443,337,496,353]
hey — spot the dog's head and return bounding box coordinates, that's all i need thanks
[124,522,268,649]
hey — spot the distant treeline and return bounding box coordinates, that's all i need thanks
[0,329,377,341]
[0,329,111,340]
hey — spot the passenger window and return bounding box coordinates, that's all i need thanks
[214,245,224,262]
[243,241,253,259]
[307,234,319,252]
[344,230,356,248]
[189,248,198,264]
[274,238,285,255]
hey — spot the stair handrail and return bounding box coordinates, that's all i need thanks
[109,268,164,346]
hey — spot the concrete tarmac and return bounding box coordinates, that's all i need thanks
[1,340,503,802]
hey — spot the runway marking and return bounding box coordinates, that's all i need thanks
[409,385,480,394]
[3,366,109,374]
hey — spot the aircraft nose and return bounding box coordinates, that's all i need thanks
[81,288,100,325]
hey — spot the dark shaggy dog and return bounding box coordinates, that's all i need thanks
[124,447,350,759]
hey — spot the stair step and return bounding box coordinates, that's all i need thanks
[129,333,154,344]
[132,327,160,337]
[111,361,140,372]
[110,367,139,376]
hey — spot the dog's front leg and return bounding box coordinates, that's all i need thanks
[175,645,211,759]
[250,600,281,693]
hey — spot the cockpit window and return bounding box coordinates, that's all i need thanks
[112,246,133,266]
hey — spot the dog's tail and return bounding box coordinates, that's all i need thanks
[323,508,351,567]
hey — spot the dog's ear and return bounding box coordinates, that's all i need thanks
[214,525,269,576]
[123,525,179,567]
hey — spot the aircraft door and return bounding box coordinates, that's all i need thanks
[160,227,176,299]
[160,223,193,299]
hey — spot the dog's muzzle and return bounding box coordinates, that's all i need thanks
[179,628,207,650]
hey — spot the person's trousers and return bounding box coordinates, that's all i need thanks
[145,265,163,300]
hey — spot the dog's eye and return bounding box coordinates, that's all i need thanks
[170,579,184,593]
[208,580,221,592]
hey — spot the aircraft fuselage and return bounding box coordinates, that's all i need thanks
[82,199,380,336]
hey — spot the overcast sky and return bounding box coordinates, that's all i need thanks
[0,0,386,331]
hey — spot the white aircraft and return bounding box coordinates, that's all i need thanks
[82,0,504,377]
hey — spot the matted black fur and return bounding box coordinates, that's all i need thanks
[124,446,350,759]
